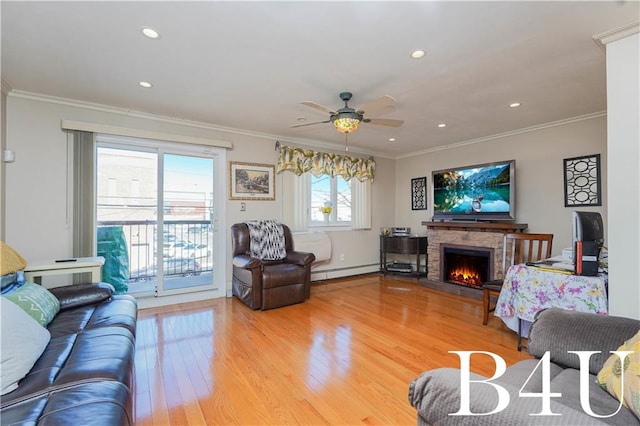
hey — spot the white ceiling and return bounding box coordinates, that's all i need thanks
[2,1,638,158]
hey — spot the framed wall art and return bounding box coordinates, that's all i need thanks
[564,154,601,207]
[411,177,427,210]
[229,162,275,200]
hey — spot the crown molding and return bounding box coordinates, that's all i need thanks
[7,90,391,159]
[396,111,607,160]
[11,89,598,161]
[593,21,640,52]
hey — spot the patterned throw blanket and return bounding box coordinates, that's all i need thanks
[244,220,287,260]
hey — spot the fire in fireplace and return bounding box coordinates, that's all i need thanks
[441,245,493,289]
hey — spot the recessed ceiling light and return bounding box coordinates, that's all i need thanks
[139,81,153,88]
[389,138,396,142]
[510,102,521,108]
[142,27,160,39]
[296,117,306,122]
[411,49,425,59]
[438,123,447,128]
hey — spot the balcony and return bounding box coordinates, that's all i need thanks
[97,220,213,294]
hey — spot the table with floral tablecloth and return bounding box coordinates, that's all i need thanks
[495,264,608,337]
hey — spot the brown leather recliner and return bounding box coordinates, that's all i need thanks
[231,222,315,310]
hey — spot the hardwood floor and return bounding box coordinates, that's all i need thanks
[134,275,531,425]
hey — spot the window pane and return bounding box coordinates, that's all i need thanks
[310,175,331,222]
[309,174,351,224]
[336,177,351,222]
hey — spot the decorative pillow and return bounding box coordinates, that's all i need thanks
[1,272,19,294]
[596,330,640,420]
[0,242,27,276]
[0,297,51,395]
[3,283,60,326]
[245,220,287,260]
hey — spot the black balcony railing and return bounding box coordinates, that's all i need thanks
[97,220,213,282]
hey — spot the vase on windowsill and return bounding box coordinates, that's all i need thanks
[323,213,330,223]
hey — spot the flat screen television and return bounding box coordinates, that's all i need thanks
[432,159,516,221]
[572,211,604,262]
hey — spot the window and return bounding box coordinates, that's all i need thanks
[281,170,370,231]
[310,175,351,225]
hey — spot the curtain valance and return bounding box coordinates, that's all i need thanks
[276,144,375,182]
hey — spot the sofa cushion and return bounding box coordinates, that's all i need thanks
[550,368,639,426]
[496,359,564,392]
[409,367,609,425]
[597,330,640,421]
[3,282,60,326]
[1,295,137,406]
[528,308,640,375]
[0,381,133,426]
[261,263,307,288]
[0,297,51,395]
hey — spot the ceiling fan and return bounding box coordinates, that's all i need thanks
[291,92,404,134]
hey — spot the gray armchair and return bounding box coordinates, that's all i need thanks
[231,222,315,310]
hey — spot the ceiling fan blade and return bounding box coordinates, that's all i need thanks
[364,118,404,127]
[290,120,330,128]
[300,101,338,115]
[356,95,397,115]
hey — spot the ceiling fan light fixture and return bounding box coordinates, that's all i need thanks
[333,116,361,133]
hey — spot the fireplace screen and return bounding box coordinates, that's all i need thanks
[442,246,492,289]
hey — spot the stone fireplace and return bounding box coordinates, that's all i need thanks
[422,221,528,286]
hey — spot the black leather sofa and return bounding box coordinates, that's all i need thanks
[1,282,137,425]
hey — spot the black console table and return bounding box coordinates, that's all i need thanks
[379,235,428,278]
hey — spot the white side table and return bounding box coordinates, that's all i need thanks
[24,256,105,285]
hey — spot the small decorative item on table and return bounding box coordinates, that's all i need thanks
[320,203,332,223]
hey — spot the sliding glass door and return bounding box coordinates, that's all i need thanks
[96,142,221,297]
[160,154,214,293]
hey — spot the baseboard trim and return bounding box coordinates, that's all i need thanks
[136,288,223,309]
[311,264,379,281]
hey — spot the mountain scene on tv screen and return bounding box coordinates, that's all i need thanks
[434,164,511,214]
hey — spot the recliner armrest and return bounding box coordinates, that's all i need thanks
[286,251,315,267]
[233,254,263,269]
[48,282,114,311]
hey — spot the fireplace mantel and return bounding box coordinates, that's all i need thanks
[422,221,528,233]
[422,221,528,284]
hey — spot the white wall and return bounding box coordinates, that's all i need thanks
[605,31,640,319]
[395,116,608,254]
[4,94,395,299]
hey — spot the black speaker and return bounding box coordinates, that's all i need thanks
[575,240,599,276]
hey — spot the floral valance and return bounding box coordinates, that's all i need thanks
[276,144,375,182]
